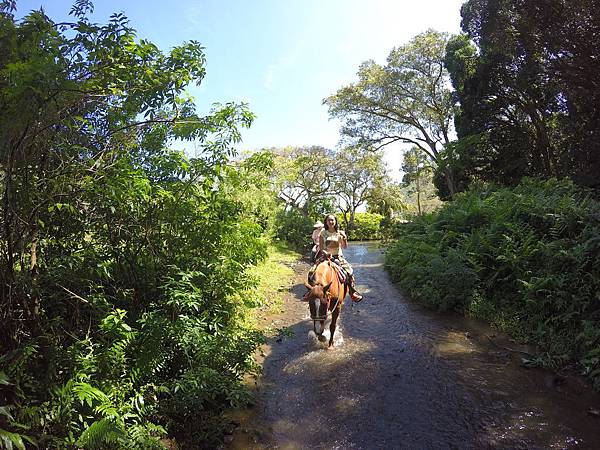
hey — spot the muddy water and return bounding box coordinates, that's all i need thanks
[228,242,600,449]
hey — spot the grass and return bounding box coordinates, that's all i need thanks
[246,241,300,316]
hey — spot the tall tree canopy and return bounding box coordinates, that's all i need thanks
[332,145,387,229]
[270,144,387,223]
[273,145,335,215]
[324,29,458,195]
[443,0,600,191]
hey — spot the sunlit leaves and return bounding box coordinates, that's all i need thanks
[325,30,458,195]
[386,178,600,385]
[325,30,455,158]
[1,3,265,449]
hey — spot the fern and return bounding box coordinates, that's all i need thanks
[127,423,166,450]
[385,178,600,385]
[0,429,26,450]
[72,382,109,408]
[0,426,36,450]
[76,418,125,449]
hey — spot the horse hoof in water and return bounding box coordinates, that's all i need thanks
[317,334,327,342]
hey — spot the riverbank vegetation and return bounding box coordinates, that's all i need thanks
[0,3,387,447]
[3,0,599,447]
[329,0,600,387]
[0,3,277,448]
[385,179,600,387]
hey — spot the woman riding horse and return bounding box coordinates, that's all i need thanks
[304,214,363,346]
[318,214,362,302]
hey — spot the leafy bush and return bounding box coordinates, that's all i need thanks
[0,4,269,449]
[385,178,600,387]
[348,213,384,240]
[274,208,314,251]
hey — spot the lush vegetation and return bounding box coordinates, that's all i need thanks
[325,30,458,196]
[2,0,598,447]
[347,213,384,241]
[244,243,299,317]
[271,145,390,230]
[0,3,279,449]
[385,179,600,387]
[439,0,600,197]
[327,0,600,386]
[273,208,314,252]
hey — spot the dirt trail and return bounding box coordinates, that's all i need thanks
[227,242,600,449]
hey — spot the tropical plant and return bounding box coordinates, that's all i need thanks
[443,0,600,192]
[0,2,270,448]
[385,178,600,387]
[347,212,384,241]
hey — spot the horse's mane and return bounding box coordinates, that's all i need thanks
[308,261,347,301]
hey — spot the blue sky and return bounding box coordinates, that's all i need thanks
[16,0,464,179]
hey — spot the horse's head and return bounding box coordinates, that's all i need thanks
[304,281,332,320]
[304,280,332,303]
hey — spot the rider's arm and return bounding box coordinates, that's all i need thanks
[319,232,326,255]
[339,230,348,249]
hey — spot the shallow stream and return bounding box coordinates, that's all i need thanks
[227,242,600,449]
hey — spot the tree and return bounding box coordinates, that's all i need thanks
[324,30,458,195]
[331,146,386,229]
[272,145,335,216]
[367,179,406,219]
[401,147,433,215]
[445,0,600,190]
[0,3,264,448]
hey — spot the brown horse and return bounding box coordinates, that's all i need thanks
[303,259,348,347]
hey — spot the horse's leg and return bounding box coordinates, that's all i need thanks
[329,305,339,347]
[318,319,326,341]
[310,298,319,332]
[312,298,327,341]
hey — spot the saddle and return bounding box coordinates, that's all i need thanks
[329,257,348,284]
[308,254,348,286]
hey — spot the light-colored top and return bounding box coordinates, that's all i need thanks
[311,227,322,245]
[319,229,347,256]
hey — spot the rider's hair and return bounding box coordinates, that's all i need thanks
[323,214,339,232]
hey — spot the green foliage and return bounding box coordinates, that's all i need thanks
[347,213,384,241]
[243,243,299,315]
[325,29,458,195]
[367,180,406,219]
[270,145,389,236]
[447,0,600,190]
[273,146,336,215]
[333,146,387,228]
[385,178,600,386]
[274,208,313,251]
[0,4,272,449]
[400,147,442,216]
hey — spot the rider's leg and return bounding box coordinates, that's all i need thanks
[307,263,317,285]
[338,256,363,301]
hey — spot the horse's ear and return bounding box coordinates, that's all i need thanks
[323,282,332,296]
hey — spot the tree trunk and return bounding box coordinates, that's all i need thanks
[416,172,422,215]
[349,208,356,232]
[443,165,457,197]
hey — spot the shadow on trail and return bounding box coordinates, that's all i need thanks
[230,243,600,450]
